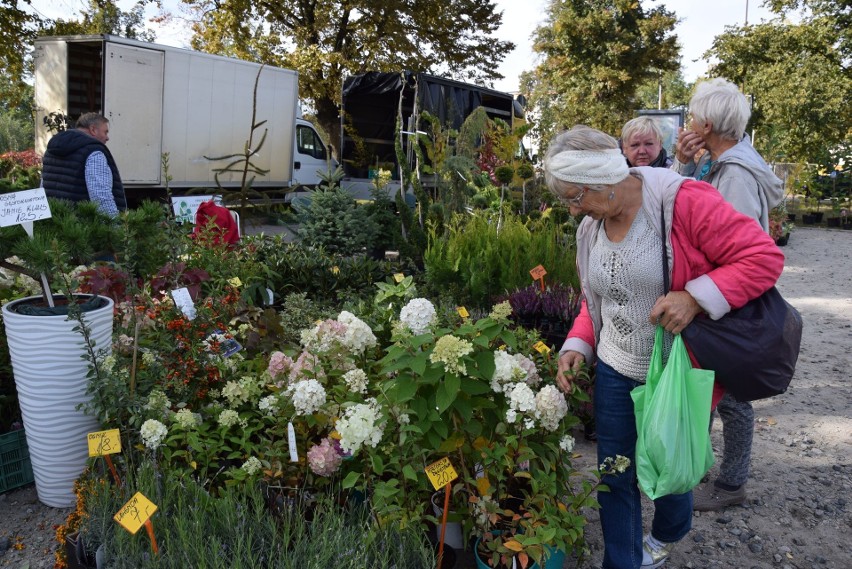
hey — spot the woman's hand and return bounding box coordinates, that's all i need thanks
[675,128,706,164]
[556,350,586,394]
[649,291,703,335]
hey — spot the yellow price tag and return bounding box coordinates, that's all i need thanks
[456,306,469,318]
[529,264,547,281]
[425,457,459,491]
[87,429,122,457]
[393,273,405,283]
[114,492,158,535]
[228,277,242,287]
[533,341,551,354]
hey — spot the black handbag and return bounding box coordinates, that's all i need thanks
[659,204,803,401]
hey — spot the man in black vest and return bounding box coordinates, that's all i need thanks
[42,113,127,216]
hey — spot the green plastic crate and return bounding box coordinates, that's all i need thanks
[0,429,34,493]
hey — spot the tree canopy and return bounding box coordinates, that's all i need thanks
[705,6,850,165]
[523,0,680,149]
[181,0,515,154]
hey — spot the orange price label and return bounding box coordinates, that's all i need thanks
[425,457,459,491]
[114,492,158,535]
[533,341,551,354]
[529,265,547,281]
[87,429,121,457]
[456,306,469,318]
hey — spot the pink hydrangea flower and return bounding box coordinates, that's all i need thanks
[268,351,294,382]
[307,437,343,476]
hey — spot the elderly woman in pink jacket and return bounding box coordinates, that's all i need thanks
[543,125,783,569]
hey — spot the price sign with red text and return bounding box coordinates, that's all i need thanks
[529,264,547,281]
[425,457,459,491]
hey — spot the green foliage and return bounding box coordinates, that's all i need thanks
[526,0,680,147]
[42,0,155,41]
[705,16,850,164]
[185,0,515,156]
[422,211,579,309]
[633,69,692,111]
[297,187,378,255]
[0,108,34,153]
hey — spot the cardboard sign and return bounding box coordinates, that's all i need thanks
[533,341,551,354]
[114,492,158,535]
[88,429,122,457]
[456,306,469,319]
[170,195,222,224]
[0,188,51,228]
[529,265,547,281]
[425,457,459,491]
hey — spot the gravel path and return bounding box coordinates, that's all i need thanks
[1,227,850,569]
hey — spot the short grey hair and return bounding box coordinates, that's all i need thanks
[543,125,619,193]
[76,112,108,130]
[689,78,750,141]
[621,116,664,145]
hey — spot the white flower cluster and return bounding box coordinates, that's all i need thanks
[534,385,569,432]
[492,351,541,393]
[140,419,168,449]
[286,379,327,415]
[218,409,244,428]
[222,375,262,407]
[335,398,385,454]
[300,319,347,354]
[343,368,368,394]
[505,382,537,425]
[241,456,263,476]
[337,311,377,354]
[258,395,279,416]
[145,390,171,414]
[172,408,201,429]
[489,300,513,321]
[399,298,437,335]
[560,434,576,453]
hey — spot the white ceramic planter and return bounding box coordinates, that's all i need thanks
[2,295,113,508]
[431,490,465,550]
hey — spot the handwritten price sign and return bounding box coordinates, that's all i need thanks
[88,429,122,457]
[456,306,469,319]
[529,264,547,281]
[425,457,459,491]
[114,492,158,535]
[533,341,551,354]
[0,188,51,228]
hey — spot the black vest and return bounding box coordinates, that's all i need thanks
[42,129,127,211]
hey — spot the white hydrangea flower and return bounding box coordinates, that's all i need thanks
[101,354,116,373]
[489,300,513,321]
[145,390,171,413]
[491,351,526,393]
[218,409,242,428]
[141,351,157,366]
[513,353,541,386]
[242,456,263,476]
[335,398,385,454]
[337,311,377,354]
[507,382,537,414]
[343,368,369,394]
[560,434,576,453]
[286,379,327,415]
[172,408,201,429]
[534,384,569,431]
[258,395,279,416]
[399,298,437,335]
[140,419,168,449]
[506,408,518,424]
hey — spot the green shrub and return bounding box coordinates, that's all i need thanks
[298,188,378,255]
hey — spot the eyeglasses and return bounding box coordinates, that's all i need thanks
[559,188,587,207]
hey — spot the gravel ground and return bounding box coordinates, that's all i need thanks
[1,226,850,569]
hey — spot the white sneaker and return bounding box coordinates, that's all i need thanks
[641,534,675,568]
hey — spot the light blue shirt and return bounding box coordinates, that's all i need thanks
[84,151,119,217]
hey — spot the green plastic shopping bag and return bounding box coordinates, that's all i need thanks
[632,326,715,499]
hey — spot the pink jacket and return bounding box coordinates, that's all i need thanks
[561,167,785,363]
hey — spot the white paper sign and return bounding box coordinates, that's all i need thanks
[0,188,51,228]
[170,287,197,320]
[171,195,222,224]
[287,422,298,462]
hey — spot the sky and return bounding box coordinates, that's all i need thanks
[29,0,784,92]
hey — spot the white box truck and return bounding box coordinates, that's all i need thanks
[33,34,335,200]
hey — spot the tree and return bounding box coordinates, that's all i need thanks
[633,69,692,112]
[524,0,679,148]
[181,0,514,154]
[706,15,850,164]
[44,0,156,41]
[0,0,41,106]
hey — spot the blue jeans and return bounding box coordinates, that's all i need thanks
[595,359,693,569]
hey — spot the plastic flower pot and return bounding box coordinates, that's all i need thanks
[474,535,566,569]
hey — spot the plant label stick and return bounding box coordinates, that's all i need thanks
[529,264,547,292]
[88,429,122,486]
[288,422,298,462]
[114,492,158,553]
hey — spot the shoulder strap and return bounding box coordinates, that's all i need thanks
[660,202,670,294]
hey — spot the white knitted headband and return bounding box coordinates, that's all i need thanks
[547,148,629,185]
